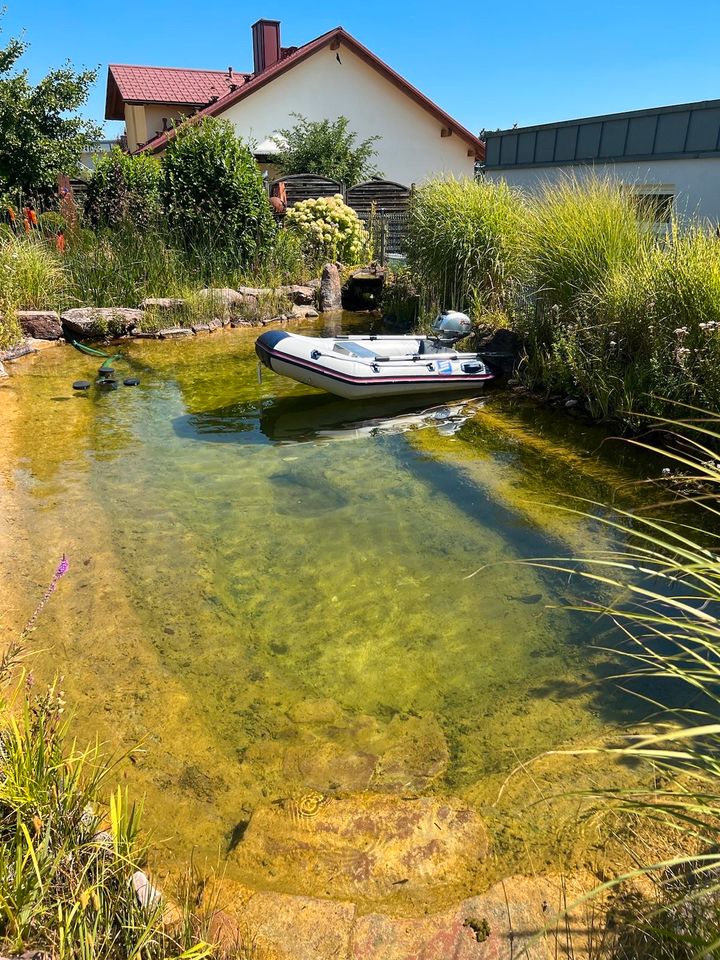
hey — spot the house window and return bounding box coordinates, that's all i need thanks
[630,189,675,224]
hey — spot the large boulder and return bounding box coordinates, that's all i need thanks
[0,361,7,379]
[319,263,342,312]
[236,285,271,298]
[474,326,523,376]
[61,307,143,338]
[197,288,257,318]
[234,793,487,907]
[17,310,63,340]
[139,297,186,312]
[277,284,316,305]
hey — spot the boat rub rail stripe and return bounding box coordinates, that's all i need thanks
[267,348,494,385]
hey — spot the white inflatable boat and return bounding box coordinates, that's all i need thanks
[255,311,494,400]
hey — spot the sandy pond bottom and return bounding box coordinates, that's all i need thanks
[1,317,654,912]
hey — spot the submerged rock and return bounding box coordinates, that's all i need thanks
[158,326,193,339]
[371,715,449,791]
[203,873,580,959]
[234,793,487,905]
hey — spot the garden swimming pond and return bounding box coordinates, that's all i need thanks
[1,315,663,903]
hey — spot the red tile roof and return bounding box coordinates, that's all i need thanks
[109,27,483,159]
[105,65,251,120]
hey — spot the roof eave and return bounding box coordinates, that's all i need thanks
[137,27,483,158]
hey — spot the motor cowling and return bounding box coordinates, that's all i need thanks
[431,310,472,342]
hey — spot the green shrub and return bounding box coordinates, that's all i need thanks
[85,147,162,229]
[405,176,528,313]
[272,114,381,185]
[162,117,274,264]
[0,237,66,309]
[285,194,369,265]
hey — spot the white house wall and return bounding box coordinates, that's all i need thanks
[218,44,475,185]
[485,158,720,224]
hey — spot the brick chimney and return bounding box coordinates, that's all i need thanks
[252,19,281,74]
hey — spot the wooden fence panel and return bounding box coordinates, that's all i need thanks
[270,173,343,206]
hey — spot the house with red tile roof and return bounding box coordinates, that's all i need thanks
[105,20,483,184]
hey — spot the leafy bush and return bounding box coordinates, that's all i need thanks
[0,237,66,309]
[162,117,274,263]
[85,147,162,229]
[285,194,369,264]
[273,114,381,185]
[405,176,528,314]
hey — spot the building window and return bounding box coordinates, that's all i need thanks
[630,189,675,224]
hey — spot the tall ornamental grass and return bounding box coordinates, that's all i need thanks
[530,412,720,955]
[405,176,528,314]
[0,235,66,310]
[528,176,650,319]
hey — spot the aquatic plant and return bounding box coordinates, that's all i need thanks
[21,553,69,639]
[405,175,528,315]
[0,556,213,959]
[528,410,720,953]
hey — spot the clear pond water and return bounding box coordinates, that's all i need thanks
[0,316,658,892]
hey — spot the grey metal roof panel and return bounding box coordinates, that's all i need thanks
[484,97,720,168]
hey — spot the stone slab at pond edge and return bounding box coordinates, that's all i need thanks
[203,874,585,960]
[61,307,144,338]
[17,310,63,340]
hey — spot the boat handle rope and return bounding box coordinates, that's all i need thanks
[309,349,440,372]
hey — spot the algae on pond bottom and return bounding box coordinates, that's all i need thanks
[0,320,661,896]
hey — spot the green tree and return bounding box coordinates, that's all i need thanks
[272,115,382,186]
[85,147,162,228]
[162,117,274,262]
[0,21,99,197]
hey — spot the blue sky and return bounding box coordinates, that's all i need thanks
[5,0,720,138]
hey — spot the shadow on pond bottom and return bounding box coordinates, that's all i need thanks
[0,317,663,910]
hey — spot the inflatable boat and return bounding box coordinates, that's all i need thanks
[255,311,494,400]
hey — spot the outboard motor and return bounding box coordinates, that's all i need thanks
[431,310,472,345]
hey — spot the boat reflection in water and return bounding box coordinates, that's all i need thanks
[173,392,485,445]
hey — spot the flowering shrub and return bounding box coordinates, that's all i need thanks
[285,194,369,264]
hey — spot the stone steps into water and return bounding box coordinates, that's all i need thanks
[205,873,580,960]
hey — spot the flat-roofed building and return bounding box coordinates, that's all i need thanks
[484,99,720,225]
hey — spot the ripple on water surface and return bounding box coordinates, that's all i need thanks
[0,320,654,891]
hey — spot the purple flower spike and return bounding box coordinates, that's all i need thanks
[21,553,70,639]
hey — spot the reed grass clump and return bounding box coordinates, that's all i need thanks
[530,411,720,954]
[0,235,66,310]
[405,176,528,314]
